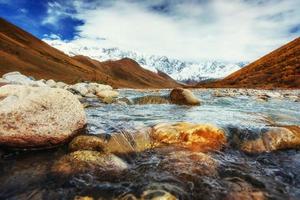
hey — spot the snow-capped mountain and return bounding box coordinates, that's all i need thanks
[44,39,247,82]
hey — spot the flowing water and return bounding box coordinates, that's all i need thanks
[0,89,300,200]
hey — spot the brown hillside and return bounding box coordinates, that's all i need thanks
[197,37,300,89]
[0,18,179,88]
[73,55,180,88]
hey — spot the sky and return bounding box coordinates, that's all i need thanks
[0,0,300,62]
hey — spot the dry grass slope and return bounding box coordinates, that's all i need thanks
[197,37,300,89]
[0,18,180,88]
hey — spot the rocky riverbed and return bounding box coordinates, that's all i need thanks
[0,72,300,200]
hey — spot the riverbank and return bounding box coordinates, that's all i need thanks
[1,72,300,200]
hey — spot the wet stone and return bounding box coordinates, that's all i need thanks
[133,95,170,105]
[151,122,226,152]
[239,126,300,153]
[51,150,128,176]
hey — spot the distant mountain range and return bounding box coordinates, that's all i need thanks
[0,18,179,88]
[198,37,300,89]
[42,40,247,83]
[1,17,299,89]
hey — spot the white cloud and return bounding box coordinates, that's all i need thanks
[42,1,73,26]
[43,0,300,62]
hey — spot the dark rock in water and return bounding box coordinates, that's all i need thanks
[133,95,170,105]
[244,126,300,153]
[256,94,269,102]
[133,88,200,106]
[0,85,86,149]
[170,88,200,106]
[159,149,218,177]
[117,97,133,105]
[224,179,265,200]
[51,150,128,176]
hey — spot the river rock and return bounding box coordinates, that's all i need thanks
[141,190,177,200]
[0,78,8,84]
[51,150,128,175]
[89,82,113,92]
[225,180,265,200]
[69,130,153,154]
[0,85,86,148]
[160,148,218,176]
[117,97,133,105]
[96,90,119,99]
[151,122,226,152]
[46,79,57,87]
[240,126,300,153]
[74,196,94,200]
[69,135,106,152]
[2,71,47,87]
[133,95,170,105]
[56,81,68,89]
[69,83,90,96]
[169,88,200,105]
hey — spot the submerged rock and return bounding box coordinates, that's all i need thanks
[133,95,170,105]
[52,150,128,175]
[225,180,265,200]
[69,135,106,152]
[240,126,300,153]
[169,88,200,106]
[159,148,218,177]
[151,122,226,152]
[105,130,153,154]
[69,130,153,154]
[74,196,94,200]
[141,189,177,200]
[117,97,133,105]
[0,85,86,148]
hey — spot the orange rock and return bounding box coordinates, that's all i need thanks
[151,122,226,152]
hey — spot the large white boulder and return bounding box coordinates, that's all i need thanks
[0,85,86,148]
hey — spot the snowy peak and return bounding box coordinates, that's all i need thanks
[44,39,246,82]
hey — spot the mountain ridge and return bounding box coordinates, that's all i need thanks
[43,39,247,83]
[0,18,180,88]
